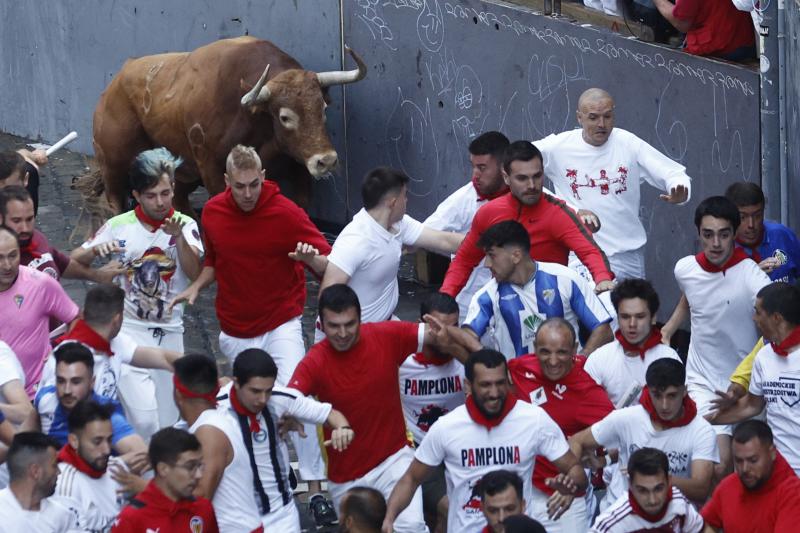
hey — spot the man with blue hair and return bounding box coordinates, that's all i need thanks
[72,147,202,439]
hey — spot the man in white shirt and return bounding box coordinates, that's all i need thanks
[0,432,79,532]
[72,148,203,435]
[591,448,704,532]
[423,131,509,320]
[0,340,33,425]
[533,88,691,279]
[662,196,770,480]
[463,220,613,358]
[585,278,682,407]
[570,358,718,511]
[383,349,587,533]
[710,281,800,475]
[54,400,126,531]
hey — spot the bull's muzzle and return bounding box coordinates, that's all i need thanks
[306,151,338,177]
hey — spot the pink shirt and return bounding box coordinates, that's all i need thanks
[0,266,78,397]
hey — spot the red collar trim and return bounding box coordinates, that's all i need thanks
[472,177,509,202]
[465,393,517,430]
[627,486,672,522]
[58,444,105,479]
[640,387,697,428]
[412,351,452,366]
[736,234,763,263]
[772,326,800,357]
[20,233,42,259]
[173,375,219,405]
[230,386,260,432]
[615,328,663,360]
[694,247,750,274]
[134,205,174,232]
[57,319,113,355]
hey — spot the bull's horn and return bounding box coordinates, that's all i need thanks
[316,45,367,88]
[241,64,271,107]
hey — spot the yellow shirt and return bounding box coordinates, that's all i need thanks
[730,337,765,389]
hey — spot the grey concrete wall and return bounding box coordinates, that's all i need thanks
[786,0,800,232]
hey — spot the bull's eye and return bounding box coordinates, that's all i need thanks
[278,107,299,130]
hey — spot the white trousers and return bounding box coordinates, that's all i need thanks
[219,317,326,481]
[328,446,427,533]
[607,246,646,281]
[529,486,588,533]
[261,500,301,533]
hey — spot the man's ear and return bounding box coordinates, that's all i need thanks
[67,432,79,450]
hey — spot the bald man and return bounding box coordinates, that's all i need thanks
[533,88,692,280]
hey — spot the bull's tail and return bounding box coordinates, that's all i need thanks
[70,162,115,240]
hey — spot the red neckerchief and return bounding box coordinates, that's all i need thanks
[230,386,260,432]
[615,328,663,360]
[134,205,174,232]
[472,177,508,202]
[173,375,219,405]
[639,387,697,429]
[628,486,672,522]
[412,351,452,366]
[694,247,750,274]
[58,444,105,479]
[138,480,199,513]
[465,393,517,430]
[57,319,113,356]
[772,326,800,357]
[20,235,42,259]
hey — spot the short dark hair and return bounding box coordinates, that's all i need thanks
[478,469,523,500]
[7,432,60,481]
[733,419,774,447]
[341,486,387,530]
[477,220,531,253]
[174,353,219,395]
[0,225,20,248]
[233,348,278,386]
[0,185,32,217]
[645,358,685,391]
[129,147,182,193]
[694,196,741,232]
[469,131,510,160]
[610,278,660,315]
[757,282,800,326]
[0,151,27,181]
[319,283,361,322]
[628,447,670,481]
[83,284,125,326]
[536,317,577,347]
[725,181,765,208]
[465,349,507,382]
[502,515,547,533]
[421,292,459,319]
[502,141,542,174]
[149,427,201,471]
[361,167,409,210]
[54,342,94,372]
[67,399,114,433]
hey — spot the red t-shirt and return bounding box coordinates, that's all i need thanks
[112,480,219,533]
[201,181,331,337]
[701,451,800,532]
[21,229,70,280]
[508,354,613,495]
[289,321,422,482]
[440,192,612,297]
[673,0,754,56]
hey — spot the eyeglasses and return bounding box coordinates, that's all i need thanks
[172,461,204,474]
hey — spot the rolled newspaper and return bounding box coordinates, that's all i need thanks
[45,131,78,156]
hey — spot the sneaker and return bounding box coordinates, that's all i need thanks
[309,493,338,527]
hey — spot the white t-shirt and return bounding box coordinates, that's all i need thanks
[464,261,611,358]
[55,456,126,532]
[328,209,424,323]
[423,182,491,319]
[0,340,25,404]
[189,407,262,532]
[0,488,79,532]
[750,343,800,475]
[590,405,719,508]
[82,210,203,332]
[675,255,770,392]
[590,485,704,532]
[534,128,691,256]
[398,354,465,444]
[585,340,682,407]
[415,400,569,533]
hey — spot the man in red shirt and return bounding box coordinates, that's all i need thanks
[508,317,614,531]
[701,420,800,532]
[288,283,461,533]
[171,144,334,520]
[113,427,219,533]
[441,141,613,299]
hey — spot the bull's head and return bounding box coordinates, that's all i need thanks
[240,46,366,178]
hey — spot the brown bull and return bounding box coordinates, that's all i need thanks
[92,36,366,215]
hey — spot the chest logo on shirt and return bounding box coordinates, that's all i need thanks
[461,478,484,516]
[13,294,23,308]
[553,383,568,399]
[566,166,628,200]
[541,289,555,305]
[530,386,547,406]
[404,376,462,396]
[762,377,800,408]
[253,429,268,443]
[415,404,450,432]
[190,516,205,533]
[124,246,176,321]
[523,314,543,333]
[461,445,521,468]
[773,249,788,266]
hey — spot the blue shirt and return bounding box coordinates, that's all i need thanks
[737,220,800,283]
[34,387,135,446]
